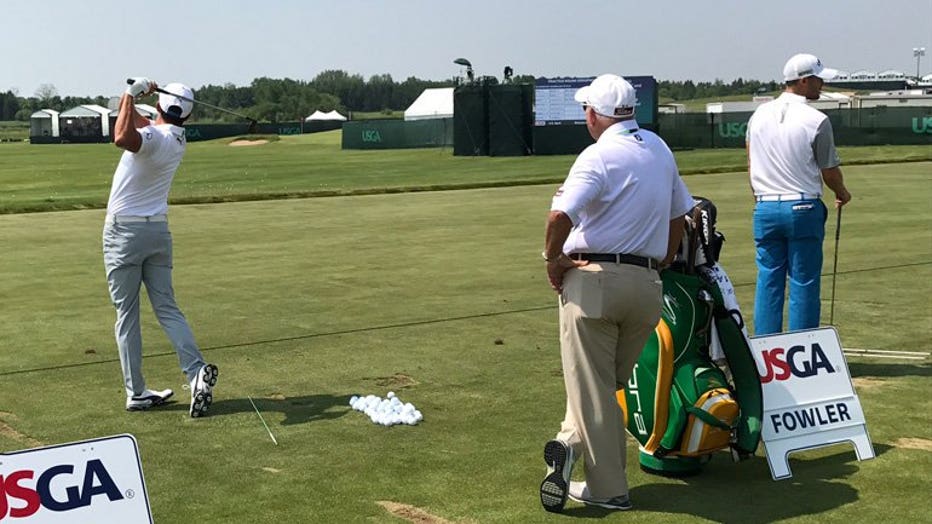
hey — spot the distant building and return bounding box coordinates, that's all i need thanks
[705,101,765,113]
[705,92,851,114]
[658,103,686,114]
[826,69,908,90]
[29,109,60,143]
[854,89,932,109]
[60,104,111,143]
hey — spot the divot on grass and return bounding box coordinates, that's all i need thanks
[894,437,932,451]
[0,413,43,448]
[375,373,418,389]
[852,377,886,390]
[377,501,456,524]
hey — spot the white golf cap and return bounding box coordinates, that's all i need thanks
[783,53,838,82]
[158,83,195,119]
[574,74,637,119]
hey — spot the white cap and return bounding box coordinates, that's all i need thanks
[783,54,838,82]
[574,74,636,119]
[158,83,195,119]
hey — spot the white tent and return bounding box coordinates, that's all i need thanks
[30,109,60,138]
[60,104,112,137]
[404,88,454,121]
[305,110,347,122]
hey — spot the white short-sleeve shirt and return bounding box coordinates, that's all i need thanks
[746,92,840,197]
[106,124,187,217]
[551,120,695,260]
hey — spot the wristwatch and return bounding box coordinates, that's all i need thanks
[541,251,563,262]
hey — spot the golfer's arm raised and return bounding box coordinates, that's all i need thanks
[113,93,145,153]
[821,166,851,208]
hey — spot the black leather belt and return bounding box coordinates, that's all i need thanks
[570,253,659,270]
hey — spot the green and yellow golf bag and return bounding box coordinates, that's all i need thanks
[617,198,763,476]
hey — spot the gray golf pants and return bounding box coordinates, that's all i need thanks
[103,220,205,397]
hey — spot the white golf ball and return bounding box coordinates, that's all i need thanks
[387,391,396,399]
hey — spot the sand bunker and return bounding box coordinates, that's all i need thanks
[229,139,269,147]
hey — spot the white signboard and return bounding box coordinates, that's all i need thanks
[750,327,874,480]
[0,434,152,523]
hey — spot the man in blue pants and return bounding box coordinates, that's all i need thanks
[746,54,852,335]
[104,77,218,417]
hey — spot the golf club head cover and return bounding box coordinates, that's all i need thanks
[126,77,153,98]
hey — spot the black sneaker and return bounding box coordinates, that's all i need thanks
[540,439,575,513]
[568,481,633,511]
[189,364,218,418]
[126,389,173,411]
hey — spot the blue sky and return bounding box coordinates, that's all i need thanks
[4,0,930,97]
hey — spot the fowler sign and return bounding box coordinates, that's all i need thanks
[750,327,874,480]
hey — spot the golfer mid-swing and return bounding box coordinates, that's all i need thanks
[104,77,218,417]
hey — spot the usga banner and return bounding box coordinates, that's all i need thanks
[750,327,875,480]
[0,434,152,523]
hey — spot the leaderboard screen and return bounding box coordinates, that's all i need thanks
[534,76,658,127]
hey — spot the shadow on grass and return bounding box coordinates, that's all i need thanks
[562,444,892,522]
[848,361,931,379]
[161,394,351,425]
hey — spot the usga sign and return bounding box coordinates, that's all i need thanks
[750,327,875,480]
[0,434,152,523]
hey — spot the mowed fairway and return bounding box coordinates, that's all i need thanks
[0,155,929,522]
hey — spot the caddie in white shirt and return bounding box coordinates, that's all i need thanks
[539,74,694,513]
[104,77,218,417]
[746,53,852,336]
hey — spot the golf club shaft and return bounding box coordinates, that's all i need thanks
[829,206,842,324]
[125,79,256,123]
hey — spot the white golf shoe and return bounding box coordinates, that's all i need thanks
[568,481,633,511]
[126,388,174,411]
[540,439,575,513]
[189,364,218,418]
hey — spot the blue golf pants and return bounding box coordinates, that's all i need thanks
[103,221,205,397]
[752,200,827,335]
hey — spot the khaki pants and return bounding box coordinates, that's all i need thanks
[555,263,662,499]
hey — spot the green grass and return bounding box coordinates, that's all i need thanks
[1,131,930,214]
[0,154,929,522]
[0,120,29,141]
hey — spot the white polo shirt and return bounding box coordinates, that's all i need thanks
[551,120,695,260]
[746,92,840,197]
[106,124,187,217]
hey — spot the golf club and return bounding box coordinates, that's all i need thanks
[829,206,842,325]
[125,78,258,133]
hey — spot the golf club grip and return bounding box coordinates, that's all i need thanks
[124,78,182,99]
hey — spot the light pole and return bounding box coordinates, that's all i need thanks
[914,47,926,80]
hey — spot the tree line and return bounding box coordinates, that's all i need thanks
[1,74,784,122]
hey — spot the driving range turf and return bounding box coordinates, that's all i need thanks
[0,134,929,522]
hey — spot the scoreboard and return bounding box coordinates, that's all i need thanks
[534,76,658,127]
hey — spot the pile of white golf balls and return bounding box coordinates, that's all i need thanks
[349,391,423,426]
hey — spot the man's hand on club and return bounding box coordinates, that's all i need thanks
[126,77,156,98]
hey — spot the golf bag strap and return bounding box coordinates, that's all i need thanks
[684,405,733,430]
[644,319,675,454]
